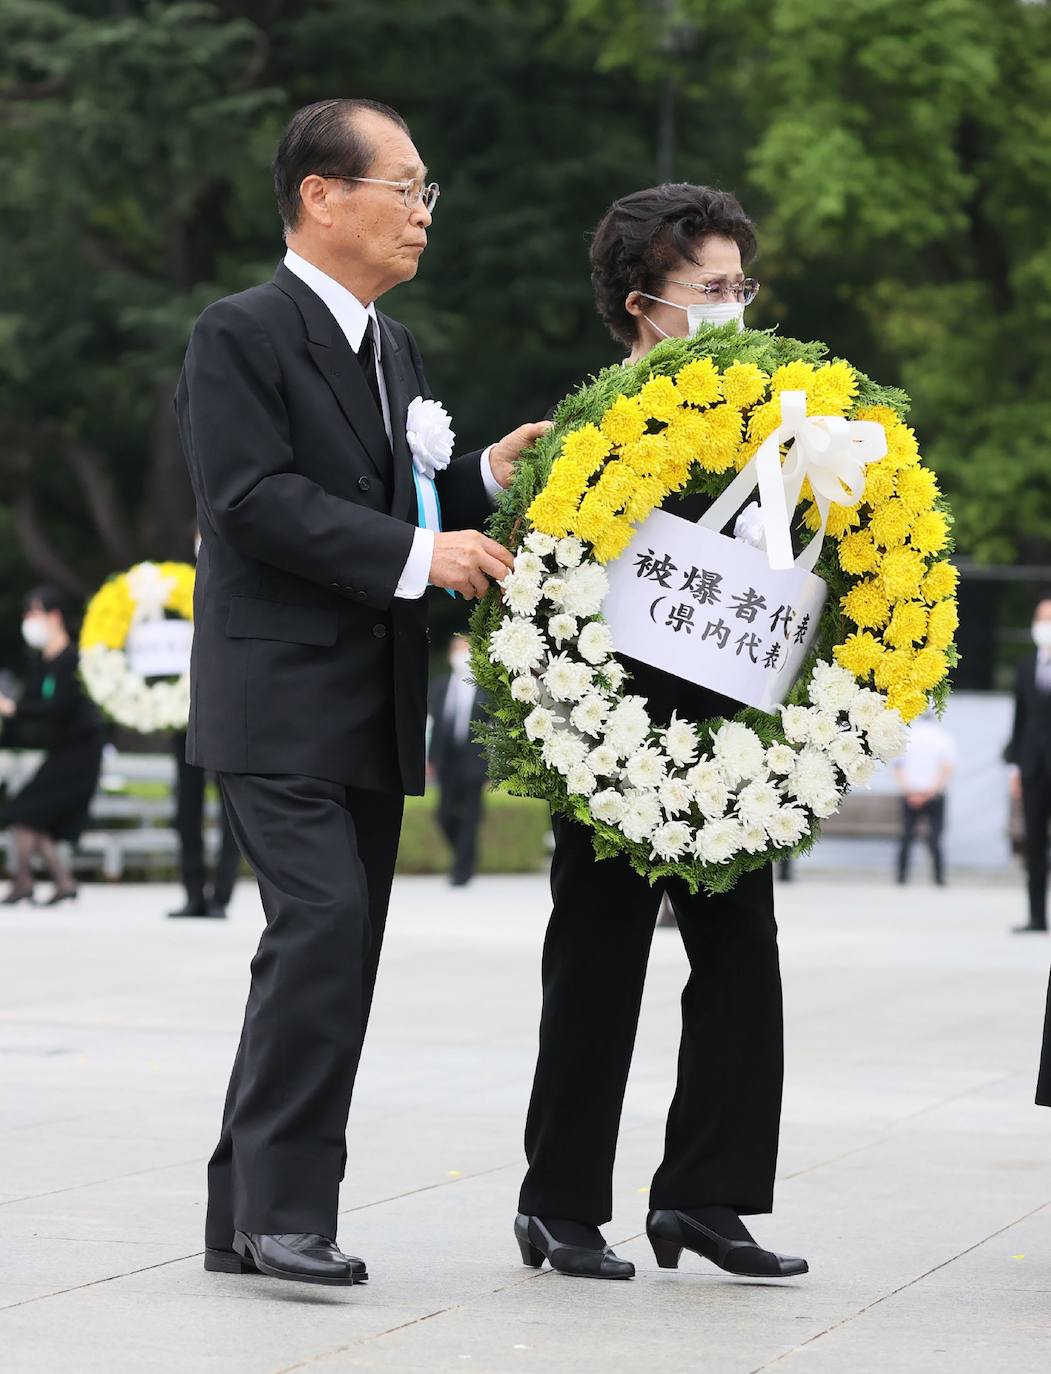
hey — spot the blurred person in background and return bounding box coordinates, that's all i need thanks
[0,588,106,906]
[1005,595,1051,934]
[169,529,241,920]
[893,710,956,886]
[428,633,489,887]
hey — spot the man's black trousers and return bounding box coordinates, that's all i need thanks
[519,814,784,1226]
[205,773,403,1245]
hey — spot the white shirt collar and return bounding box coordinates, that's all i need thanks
[283,247,379,356]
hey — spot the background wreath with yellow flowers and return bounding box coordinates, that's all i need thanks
[469,326,959,894]
[79,560,195,733]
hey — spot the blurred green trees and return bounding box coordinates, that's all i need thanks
[1,0,1049,653]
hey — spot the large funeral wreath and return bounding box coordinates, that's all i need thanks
[470,327,959,894]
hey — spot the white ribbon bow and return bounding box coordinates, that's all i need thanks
[125,561,175,624]
[406,396,455,481]
[699,389,887,573]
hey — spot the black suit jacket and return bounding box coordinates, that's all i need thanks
[1005,654,1051,783]
[428,675,490,786]
[175,263,491,795]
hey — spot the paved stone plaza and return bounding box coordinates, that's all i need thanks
[2,872,1050,1372]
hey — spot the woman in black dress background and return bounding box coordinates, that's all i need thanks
[0,587,106,905]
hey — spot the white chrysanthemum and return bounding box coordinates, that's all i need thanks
[588,743,620,777]
[511,675,540,704]
[765,743,797,775]
[711,721,766,785]
[694,781,731,820]
[659,777,693,817]
[524,531,557,557]
[848,689,886,731]
[625,746,668,790]
[602,661,628,690]
[788,748,839,807]
[810,789,840,818]
[806,712,840,748]
[809,661,860,713]
[406,396,455,476]
[542,731,589,774]
[829,732,866,776]
[651,820,692,861]
[620,789,663,843]
[544,653,591,702]
[542,576,567,606]
[555,536,585,569]
[548,613,577,646]
[592,789,627,825]
[524,706,557,742]
[570,695,608,737]
[740,821,769,852]
[604,697,650,756]
[849,754,876,786]
[566,763,598,797]
[685,759,722,792]
[736,780,781,828]
[663,715,699,767]
[561,562,609,618]
[781,704,812,744]
[578,620,614,665]
[501,569,542,616]
[694,817,744,864]
[767,806,808,846]
[491,618,546,675]
[866,710,908,762]
[513,549,544,580]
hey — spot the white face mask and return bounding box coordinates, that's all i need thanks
[1032,621,1051,650]
[640,293,746,340]
[22,617,50,650]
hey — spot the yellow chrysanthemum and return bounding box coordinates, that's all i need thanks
[746,398,782,446]
[663,408,706,463]
[926,599,959,651]
[802,501,860,537]
[921,561,959,603]
[527,488,577,538]
[910,646,949,691]
[720,361,768,410]
[81,576,136,650]
[862,457,897,507]
[770,360,816,394]
[592,522,635,564]
[895,465,939,514]
[884,421,920,470]
[909,510,951,556]
[880,546,926,603]
[638,374,681,422]
[884,601,928,648]
[834,631,885,678]
[842,579,891,630]
[696,405,743,473]
[874,647,915,692]
[600,395,648,447]
[623,476,668,524]
[869,498,913,549]
[674,357,723,408]
[561,423,613,470]
[886,686,928,723]
[808,360,858,417]
[620,433,669,478]
[838,530,880,575]
[855,404,902,430]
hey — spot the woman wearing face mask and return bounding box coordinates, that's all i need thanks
[514,185,806,1283]
[0,588,106,905]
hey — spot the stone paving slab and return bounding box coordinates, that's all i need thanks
[1,874,1050,1372]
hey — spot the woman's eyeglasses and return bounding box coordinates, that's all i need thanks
[667,277,760,305]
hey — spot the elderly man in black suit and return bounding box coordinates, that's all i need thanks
[176,98,547,1287]
[1006,596,1051,935]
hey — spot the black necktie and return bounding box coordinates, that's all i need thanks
[355,318,383,417]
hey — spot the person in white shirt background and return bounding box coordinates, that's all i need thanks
[893,711,957,886]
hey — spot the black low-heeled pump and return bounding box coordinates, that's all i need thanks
[515,1215,635,1280]
[647,1209,808,1279]
[41,888,77,907]
[0,888,34,906]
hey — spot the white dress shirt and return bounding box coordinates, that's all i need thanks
[896,718,957,794]
[283,249,502,599]
[444,664,477,745]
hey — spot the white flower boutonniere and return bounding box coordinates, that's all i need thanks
[406,396,455,480]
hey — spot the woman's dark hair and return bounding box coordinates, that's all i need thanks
[589,183,757,347]
[273,98,411,233]
[23,585,71,632]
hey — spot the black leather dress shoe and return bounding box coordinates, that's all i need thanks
[169,900,225,919]
[647,1209,808,1279]
[515,1215,634,1280]
[1012,924,1048,934]
[232,1232,367,1286]
[206,1239,367,1281]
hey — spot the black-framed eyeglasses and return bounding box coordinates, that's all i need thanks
[667,276,760,305]
[320,173,440,213]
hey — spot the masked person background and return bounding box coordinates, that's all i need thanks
[0,588,106,905]
[515,184,807,1282]
[1005,596,1051,934]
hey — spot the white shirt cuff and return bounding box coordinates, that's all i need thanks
[480,445,503,504]
[395,527,435,600]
